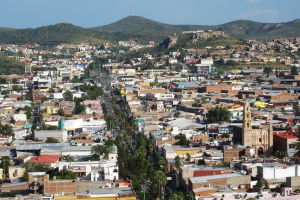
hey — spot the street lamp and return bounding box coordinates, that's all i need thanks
[142,183,148,200]
[187,194,194,200]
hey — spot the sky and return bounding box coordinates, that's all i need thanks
[0,0,299,29]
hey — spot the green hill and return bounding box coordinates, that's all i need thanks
[91,16,300,41]
[1,17,300,45]
[90,16,183,33]
[0,23,124,45]
[214,19,300,40]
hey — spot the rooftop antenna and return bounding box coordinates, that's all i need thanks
[132,5,134,16]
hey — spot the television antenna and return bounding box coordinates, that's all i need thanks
[132,5,134,16]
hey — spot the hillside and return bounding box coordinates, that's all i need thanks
[0,27,15,32]
[0,17,300,45]
[0,23,129,45]
[90,16,184,33]
[160,31,246,51]
[91,16,300,41]
[214,19,300,40]
[0,53,24,75]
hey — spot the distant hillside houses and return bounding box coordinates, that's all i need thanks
[182,30,205,34]
[118,40,137,47]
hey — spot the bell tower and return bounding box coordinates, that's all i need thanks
[242,101,252,146]
[243,101,252,130]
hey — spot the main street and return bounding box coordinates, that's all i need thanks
[93,70,121,138]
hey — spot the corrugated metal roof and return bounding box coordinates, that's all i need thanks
[16,143,70,151]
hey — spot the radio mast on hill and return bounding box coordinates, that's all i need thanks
[132,6,134,16]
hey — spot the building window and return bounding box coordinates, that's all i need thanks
[259,138,262,142]
[247,123,250,128]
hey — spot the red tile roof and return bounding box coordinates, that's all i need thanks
[30,155,60,163]
[273,131,298,139]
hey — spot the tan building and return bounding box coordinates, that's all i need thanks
[233,101,273,156]
[8,166,26,179]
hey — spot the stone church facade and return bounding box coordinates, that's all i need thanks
[233,101,273,156]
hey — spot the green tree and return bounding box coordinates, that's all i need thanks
[1,90,10,95]
[0,122,14,136]
[62,77,70,82]
[31,124,37,132]
[25,107,32,120]
[221,132,230,139]
[23,162,46,173]
[12,78,18,84]
[57,169,76,179]
[91,145,114,158]
[255,180,263,189]
[57,109,65,116]
[294,126,300,156]
[169,193,185,200]
[41,96,48,103]
[174,112,180,118]
[291,66,299,75]
[105,115,114,130]
[293,102,300,116]
[12,85,22,91]
[274,151,288,162]
[45,137,60,143]
[175,133,191,145]
[175,155,181,169]
[206,106,230,123]
[0,156,10,173]
[75,104,86,114]
[39,125,60,130]
[279,71,285,77]
[115,135,123,145]
[63,90,73,101]
[147,139,155,156]
[1,192,15,197]
[38,114,43,123]
[153,170,167,200]
[263,66,273,77]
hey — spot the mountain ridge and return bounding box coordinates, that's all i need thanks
[0,16,300,45]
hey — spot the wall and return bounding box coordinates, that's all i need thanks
[1,183,28,195]
[43,174,75,195]
[258,165,300,180]
[287,176,300,188]
[226,175,251,188]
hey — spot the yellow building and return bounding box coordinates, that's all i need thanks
[46,106,59,114]
[254,101,266,108]
[0,109,12,118]
[120,89,126,96]
[0,168,3,180]
[8,166,26,179]
[139,83,150,89]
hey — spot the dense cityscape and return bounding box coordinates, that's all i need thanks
[1,6,300,200]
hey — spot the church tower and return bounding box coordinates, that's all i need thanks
[243,101,252,130]
[242,101,252,146]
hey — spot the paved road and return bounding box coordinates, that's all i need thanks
[96,70,135,154]
[29,102,40,125]
[95,70,121,138]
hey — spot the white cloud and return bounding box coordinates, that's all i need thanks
[236,9,278,22]
[246,0,265,2]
